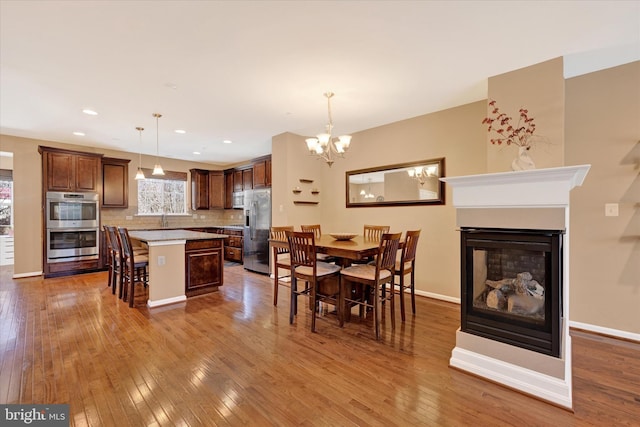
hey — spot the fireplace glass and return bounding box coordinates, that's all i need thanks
[461,228,563,357]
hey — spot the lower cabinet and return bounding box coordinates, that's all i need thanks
[185,239,223,297]
[223,228,243,263]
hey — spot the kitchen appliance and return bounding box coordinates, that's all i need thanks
[45,191,100,263]
[243,188,271,274]
[47,228,99,263]
[232,191,244,209]
[46,191,99,229]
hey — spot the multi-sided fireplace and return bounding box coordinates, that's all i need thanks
[461,228,563,357]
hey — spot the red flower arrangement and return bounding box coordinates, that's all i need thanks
[482,99,537,149]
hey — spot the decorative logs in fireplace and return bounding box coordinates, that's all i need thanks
[461,228,563,357]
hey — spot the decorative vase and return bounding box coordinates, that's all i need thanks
[511,146,535,171]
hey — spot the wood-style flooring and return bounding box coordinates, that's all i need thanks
[0,265,638,426]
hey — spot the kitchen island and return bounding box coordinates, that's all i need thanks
[128,229,227,307]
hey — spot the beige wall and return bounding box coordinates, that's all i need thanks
[0,134,242,275]
[274,101,487,300]
[565,61,640,334]
[487,57,565,172]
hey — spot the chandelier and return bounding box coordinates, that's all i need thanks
[134,127,145,180]
[152,113,164,176]
[407,165,438,186]
[305,92,352,167]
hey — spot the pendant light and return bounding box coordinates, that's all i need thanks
[134,127,145,180]
[152,113,165,176]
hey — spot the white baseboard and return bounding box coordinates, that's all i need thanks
[450,346,573,409]
[13,271,43,279]
[147,295,187,308]
[569,320,640,342]
[415,289,461,304]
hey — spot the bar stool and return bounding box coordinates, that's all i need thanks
[117,227,149,307]
[394,230,421,321]
[270,226,294,306]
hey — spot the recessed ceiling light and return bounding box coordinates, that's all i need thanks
[82,109,98,116]
[193,151,201,155]
[73,131,85,136]
[175,129,186,134]
[223,140,232,144]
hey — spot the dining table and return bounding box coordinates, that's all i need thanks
[269,234,382,266]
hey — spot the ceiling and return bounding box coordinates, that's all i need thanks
[1,1,638,167]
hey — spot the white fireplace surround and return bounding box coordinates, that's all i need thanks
[441,164,591,410]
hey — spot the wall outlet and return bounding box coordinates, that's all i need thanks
[605,203,619,217]
[125,215,133,220]
[200,215,205,219]
[157,255,166,266]
[193,214,198,219]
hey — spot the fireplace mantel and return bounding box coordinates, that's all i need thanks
[442,164,590,410]
[441,165,591,208]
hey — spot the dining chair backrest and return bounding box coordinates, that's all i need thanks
[402,230,421,264]
[286,230,317,269]
[375,232,402,276]
[301,224,322,239]
[270,226,294,255]
[364,224,390,242]
[117,227,134,260]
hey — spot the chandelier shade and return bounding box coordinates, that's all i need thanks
[305,92,351,167]
[152,113,165,176]
[134,126,145,180]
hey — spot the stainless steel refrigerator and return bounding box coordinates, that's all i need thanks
[243,188,271,274]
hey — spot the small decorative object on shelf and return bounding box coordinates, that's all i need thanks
[292,186,302,194]
[299,178,314,184]
[311,188,320,195]
[482,99,543,171]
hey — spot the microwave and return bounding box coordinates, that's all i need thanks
[46,191,99,229]
[232,191,244,209]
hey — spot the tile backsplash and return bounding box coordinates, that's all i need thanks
[101,206,245,229]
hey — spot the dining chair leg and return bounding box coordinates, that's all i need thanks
[290,276,297,324]
[310,283,317,333]
[410,270,416,315]
[399,274,406,322]
[273,274,279,306]
[373,284,380,340]
[389,281,395,330]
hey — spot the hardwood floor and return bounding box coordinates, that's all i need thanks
[1,264,638,426]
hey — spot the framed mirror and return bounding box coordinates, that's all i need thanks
[346,157,445,207]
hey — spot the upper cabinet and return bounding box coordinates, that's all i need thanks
[191,169,225,210]
[252,155,271,188]
[39,146,102,193]
[102,157,130,208]
[224,170,234,209]
[209,171,224,209]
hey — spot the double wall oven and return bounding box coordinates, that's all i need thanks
[46,191,99,263]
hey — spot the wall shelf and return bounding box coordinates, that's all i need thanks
[293,201,319,205]
[299,179,314,184]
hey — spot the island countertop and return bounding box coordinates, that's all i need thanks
[128,229,228,242]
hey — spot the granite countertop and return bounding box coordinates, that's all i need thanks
[128,229,228,242]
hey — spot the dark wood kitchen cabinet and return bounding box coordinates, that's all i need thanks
[102,157,130,208]
[185,238,223,297]
[190,169,210,210]
[223,228,243,263]
[252,155,271,188]
[209,171,224,209]
[191,169,225,210]
[224,170,234,209]
[40,146,102,193]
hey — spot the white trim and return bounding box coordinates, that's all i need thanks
[450,346,573,410]
[569,320,640,342]
[415,289,460,304]
[147,295,187,308]
[12,271,43,278]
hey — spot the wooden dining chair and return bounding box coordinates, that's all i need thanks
[340,232,401,340]
[300,224,335,263]
[363,225,390,242]
[103,225,118,295]
[117,227,149,308]
[270,226,294,306]
[286,230,342,332]
[394,230,421,321]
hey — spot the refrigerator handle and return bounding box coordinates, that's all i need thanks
[252,202,258,239]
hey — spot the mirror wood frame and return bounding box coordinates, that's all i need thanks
[346,157,445,208]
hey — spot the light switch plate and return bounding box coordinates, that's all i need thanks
[605,203,619,217]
